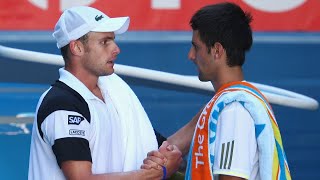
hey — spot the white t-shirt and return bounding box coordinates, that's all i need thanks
[213,102,260,180]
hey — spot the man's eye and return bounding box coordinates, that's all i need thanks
[193,45,197,51]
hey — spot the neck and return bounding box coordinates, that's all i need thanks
[211,66,244,92]
[65,66,99,92]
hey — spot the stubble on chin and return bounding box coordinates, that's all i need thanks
[198,72,205,82]
[95,68,114,77]
[198,73,210,82]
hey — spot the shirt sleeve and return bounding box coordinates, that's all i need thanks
[212,102,257,179]
[41,110,92,167]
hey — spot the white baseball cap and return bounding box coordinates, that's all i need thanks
[53,6,130,48]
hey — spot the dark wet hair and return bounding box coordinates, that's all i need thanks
[190,2,253,66]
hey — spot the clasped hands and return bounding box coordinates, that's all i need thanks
[141,141,183,179]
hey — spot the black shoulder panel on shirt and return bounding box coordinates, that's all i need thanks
[37,80,90,140]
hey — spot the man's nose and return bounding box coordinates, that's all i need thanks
[112,43,120,56]
[188,47,195,61]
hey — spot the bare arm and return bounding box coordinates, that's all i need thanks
[141,108,204,177]
[166,107,203,156]
[61,160,163,180]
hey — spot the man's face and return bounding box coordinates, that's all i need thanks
[188,30,215,82]
[81,32,120,76]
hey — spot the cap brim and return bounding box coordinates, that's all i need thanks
[92,17,130,34]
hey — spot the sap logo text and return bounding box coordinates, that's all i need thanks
[69,129,85,136]
[68,115,84,125]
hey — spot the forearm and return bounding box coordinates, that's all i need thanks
[166,108,202,156]
[77,169,162,180]
[62,161,163,180]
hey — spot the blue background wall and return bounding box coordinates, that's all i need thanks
[0,32,319,179]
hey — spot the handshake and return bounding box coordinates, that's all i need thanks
[141,141,184,180]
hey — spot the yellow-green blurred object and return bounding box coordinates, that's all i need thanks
[168,171,185,180]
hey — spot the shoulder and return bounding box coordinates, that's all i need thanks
[219,102,252,122]
[37,80,90,123]
[217,102,254,138]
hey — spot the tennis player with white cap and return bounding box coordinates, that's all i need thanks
[28,6,186,180]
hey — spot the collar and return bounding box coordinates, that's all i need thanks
[216,80,247,93]
[58,68,98,100]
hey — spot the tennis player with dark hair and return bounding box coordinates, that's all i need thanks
[144,2,292,180]
[184,2,291,179]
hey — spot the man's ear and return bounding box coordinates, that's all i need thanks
[69,40,85,56]
[211,42,224,59]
